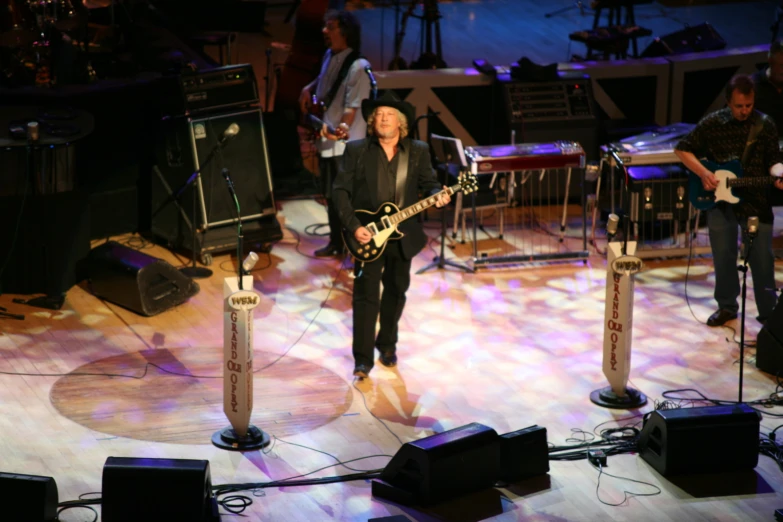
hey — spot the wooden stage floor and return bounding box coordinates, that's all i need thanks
[1,198,783,521]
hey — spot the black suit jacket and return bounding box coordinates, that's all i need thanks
[333,137,441,259]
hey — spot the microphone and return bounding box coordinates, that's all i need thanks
[747,216,759,238]
[242,252,259,274]
[221,123,240,143]
[607,143,625,167]
[606,213,619,242]
[364,65,377,87]
[221,167,236,192]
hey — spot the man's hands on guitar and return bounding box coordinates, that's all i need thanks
[699,171,719,191]
[435,186,451,207]
[322,122,349,141]
[354,226,373,244]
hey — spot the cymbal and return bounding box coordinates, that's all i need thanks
[82,0,112,8]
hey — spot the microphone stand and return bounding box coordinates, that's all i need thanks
[416,163,471,275]
[222,168,245,290]
[417,131,471,274]
[737,227,757,404]
[152,132,236,279]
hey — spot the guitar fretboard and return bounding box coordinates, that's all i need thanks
[727,176,779,188]
[389,184,461,225]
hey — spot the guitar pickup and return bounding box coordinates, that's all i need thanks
[380,215,393,229]
[367,222,379,235]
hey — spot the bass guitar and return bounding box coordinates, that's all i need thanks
[343,174,478,262]
[688,159,781,211]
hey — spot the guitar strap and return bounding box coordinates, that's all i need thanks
[395,144,410,207]
[741,113,767,166]
[322,50,361,109]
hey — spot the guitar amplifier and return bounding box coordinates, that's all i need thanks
[624,164,690,242]
[162,64,259,117]
[496,71,601,162]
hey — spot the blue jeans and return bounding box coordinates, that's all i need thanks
[707,204,777,319]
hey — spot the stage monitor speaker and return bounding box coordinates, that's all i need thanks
[102,457,219,522]
[151,107,279,258]
[0,472,58,522]
[87,241,199,316]
[498,425,549,483]
[372,422,500,506]
[638,404,760,476]
[757,298,783,375]
[640,23,726,58]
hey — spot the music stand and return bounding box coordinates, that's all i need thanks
[417,134,473,274]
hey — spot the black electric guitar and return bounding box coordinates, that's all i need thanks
[688,159,781,210]
[343,174,478,262]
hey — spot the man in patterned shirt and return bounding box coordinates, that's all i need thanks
[675,74,783,327]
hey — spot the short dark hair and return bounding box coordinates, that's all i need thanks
[725,74,755,100]
[771,39,783,57]
[324,10,362,52]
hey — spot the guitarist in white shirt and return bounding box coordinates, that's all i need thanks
[299,10,372,257]
[333,92,450,379]
[675,74,783,327]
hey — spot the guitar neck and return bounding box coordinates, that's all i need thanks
[389,183,462,225]
[306,113,335,135]
[728,176,778,189]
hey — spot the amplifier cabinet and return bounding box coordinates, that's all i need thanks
[162,64,259,118]
[151,107,279,258]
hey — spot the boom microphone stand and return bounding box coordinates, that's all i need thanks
[151,123,240,279]
[737,216,759,404]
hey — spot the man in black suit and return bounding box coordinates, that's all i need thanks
[333,91,450,379]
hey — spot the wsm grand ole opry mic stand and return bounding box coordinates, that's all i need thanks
[591,149,647,409]
[211,168,270,451]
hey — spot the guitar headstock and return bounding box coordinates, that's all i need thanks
[459,173,479,194]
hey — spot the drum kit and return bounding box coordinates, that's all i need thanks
[0,0,112,86]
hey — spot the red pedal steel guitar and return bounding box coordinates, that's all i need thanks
[343,174,478,262]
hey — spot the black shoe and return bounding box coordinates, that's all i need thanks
[706,309,738,327]
[379,350,397,367]
[314,244,344,257]
[353,364,371,379]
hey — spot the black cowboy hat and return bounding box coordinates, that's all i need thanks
[361,91,416,129]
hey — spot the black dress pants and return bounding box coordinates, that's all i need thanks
[319,155,343,247]
[352,241,412,368]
